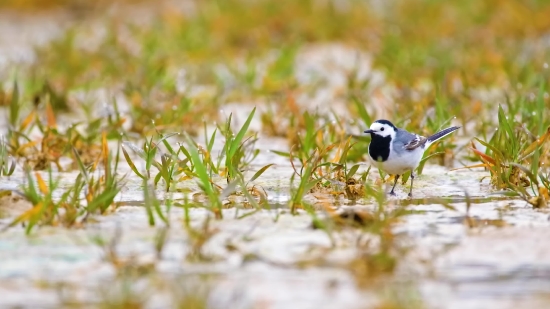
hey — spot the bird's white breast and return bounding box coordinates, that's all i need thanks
[370,143,425,175]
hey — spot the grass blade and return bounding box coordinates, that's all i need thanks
[9,80,19,127]
[228,107,256,158]
[121,145,146,179]
[248,163,275,183]
[72,147,90,183]
[347,164,361,179]
[270,150,290,157]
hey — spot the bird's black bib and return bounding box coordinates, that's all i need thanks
[368,134,391,162]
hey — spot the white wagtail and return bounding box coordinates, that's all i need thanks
[364,120,460,197]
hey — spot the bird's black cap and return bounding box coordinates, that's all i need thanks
[373,119,397,130]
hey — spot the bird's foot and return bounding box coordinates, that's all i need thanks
[389,190,397,196]
[407,192,413,198]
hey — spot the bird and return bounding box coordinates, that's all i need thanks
[364,119,460,197]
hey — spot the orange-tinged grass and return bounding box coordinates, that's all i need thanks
[0,0,143,10]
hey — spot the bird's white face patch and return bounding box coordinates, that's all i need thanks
[368,122,396,138]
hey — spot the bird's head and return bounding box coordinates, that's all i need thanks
[364,120,397,138]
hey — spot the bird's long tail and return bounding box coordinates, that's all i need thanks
[427,126,461,144]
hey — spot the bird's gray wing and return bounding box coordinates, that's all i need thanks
[404,136,428,150]
[395,129,427,151]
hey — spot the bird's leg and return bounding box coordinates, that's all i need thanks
[408,173,415,198]
[390,175,400,196]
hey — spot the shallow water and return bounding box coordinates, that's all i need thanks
[2,162,550,308]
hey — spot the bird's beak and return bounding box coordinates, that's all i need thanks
[364,129,374,134]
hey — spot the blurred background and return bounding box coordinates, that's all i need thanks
[1,0,549,149]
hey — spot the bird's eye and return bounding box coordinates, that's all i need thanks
[380,127,385,131]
